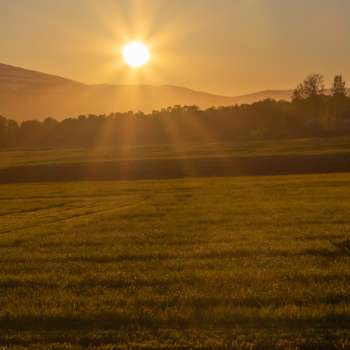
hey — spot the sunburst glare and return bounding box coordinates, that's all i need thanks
[122,41,150,68]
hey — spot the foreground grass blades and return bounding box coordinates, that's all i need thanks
[0,174,350,348]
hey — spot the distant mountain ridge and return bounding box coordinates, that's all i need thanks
[0,62,293,121]
[0,63,84,90]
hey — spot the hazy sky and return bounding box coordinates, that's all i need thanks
[1,0,350,95]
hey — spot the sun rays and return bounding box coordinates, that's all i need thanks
[83,0,219,166]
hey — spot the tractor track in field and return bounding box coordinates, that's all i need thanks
[0,195,152,237]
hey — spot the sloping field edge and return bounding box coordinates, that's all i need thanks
[1,153,350,183]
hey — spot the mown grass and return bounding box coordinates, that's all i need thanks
[0,174,350,349]
[2,136,350,170]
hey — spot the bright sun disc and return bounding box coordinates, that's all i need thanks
[122,41,150,68]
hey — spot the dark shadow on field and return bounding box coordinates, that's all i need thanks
[1,153,350,183]
[1,272,349,292]
[0,247,347,265]
[1,313,349,332]
[1,329,348,350]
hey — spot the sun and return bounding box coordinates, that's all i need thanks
[122,41,150,68]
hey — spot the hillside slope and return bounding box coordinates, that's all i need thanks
[0,63,292,121]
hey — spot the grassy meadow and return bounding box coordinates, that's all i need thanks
[2,136,350,170]
[1,173,350,349]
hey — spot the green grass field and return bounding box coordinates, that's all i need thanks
[2,136,350,170]
[1,173,350,349]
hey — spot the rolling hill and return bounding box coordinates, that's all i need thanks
[0,63,292,121]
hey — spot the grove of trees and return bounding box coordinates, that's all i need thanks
[1,74,350,149]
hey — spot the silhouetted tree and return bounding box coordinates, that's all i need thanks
[292,74,325,101]
[2,79,350,150]
[332,75,347,97]
[0,116,7,147]
[328,75,349,130]
[292,74,327,128]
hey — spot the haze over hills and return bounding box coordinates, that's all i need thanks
[0,63,293,121]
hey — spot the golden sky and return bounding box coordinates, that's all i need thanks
[1,0,350,95]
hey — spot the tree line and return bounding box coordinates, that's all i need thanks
[1,74,350,149]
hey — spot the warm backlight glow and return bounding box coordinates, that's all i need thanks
[122,42,150,68]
